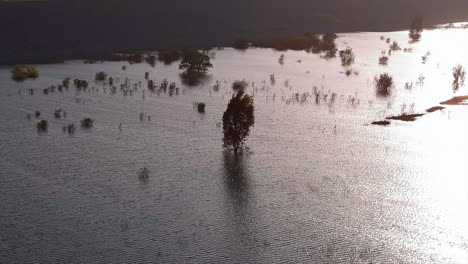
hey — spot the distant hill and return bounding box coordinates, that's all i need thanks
[1,0,467,64]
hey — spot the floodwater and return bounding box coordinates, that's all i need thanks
[1,28,467,263]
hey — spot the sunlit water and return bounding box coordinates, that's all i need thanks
[1,28,467,263]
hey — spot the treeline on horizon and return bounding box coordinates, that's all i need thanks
[1,0,468,64]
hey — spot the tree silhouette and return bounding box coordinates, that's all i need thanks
[222,90,255,154]
[179,50,212,74]
[179,50,213,85]
[339,48,355,66]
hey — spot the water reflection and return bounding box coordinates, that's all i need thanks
[221,151,263,261]
[222,151,251,209]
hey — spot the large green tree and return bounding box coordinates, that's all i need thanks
[222,90,255,154]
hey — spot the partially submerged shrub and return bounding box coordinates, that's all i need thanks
[452,65,466,92]
[409,16,423,42]
[74,79,89,90]
[80,118,94,128]
[197,102,206,113]
[379,56,389,65]
[54,109,63,119]
[11,65,39,81]
[36,120,48,131]
[339,48,355,66]
[62,78,70,87]
[389,41,401,51]
[375,73,394,97]
[278,54,285,64]
[63,123,76,134]
[421,55,428,64]
[95,71,108,81]
[232,80,248,91]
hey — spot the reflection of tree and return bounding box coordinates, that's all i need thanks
[221,151,260,262]
[222,151,251,209]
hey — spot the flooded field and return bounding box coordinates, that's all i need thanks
[1,28,467,263]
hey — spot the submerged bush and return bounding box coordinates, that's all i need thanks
[11,65,39,81]
[95,71,108,81]
[339,48,355,66]
[409,16,423,42]
[54,109,63,119]
[389,41,401,51]
[375,73,394,97]
[379,56,389,65]
[74,79,89,90]
[36,120,48,131]
[452,65,466,92]
[63,123,76,134]
[80,118,94,128]
[197,102,206,113]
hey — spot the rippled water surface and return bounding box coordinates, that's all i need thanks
[1,29,468,263]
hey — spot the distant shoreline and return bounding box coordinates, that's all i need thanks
[1,0,467,65]
[2,24,466,67]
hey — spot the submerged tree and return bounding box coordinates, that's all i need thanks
[95,71,108,81]
[80,118,94,128]
[179,50,213,74]
[179,50,213,85]
[409,16,423,42]
[379,56,389,65]
[375,73,394,97]
[452,65,466,92]
[222,90,255,154]
[197,102,206,113]
[36,120,48,132]
[339,48,355,66]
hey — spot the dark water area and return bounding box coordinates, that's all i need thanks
[1,0,468,64]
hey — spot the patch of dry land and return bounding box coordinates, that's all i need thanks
[440,96,468,105]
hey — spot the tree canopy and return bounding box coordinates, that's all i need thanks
[222,90,255,154]
[179,50,213,74]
